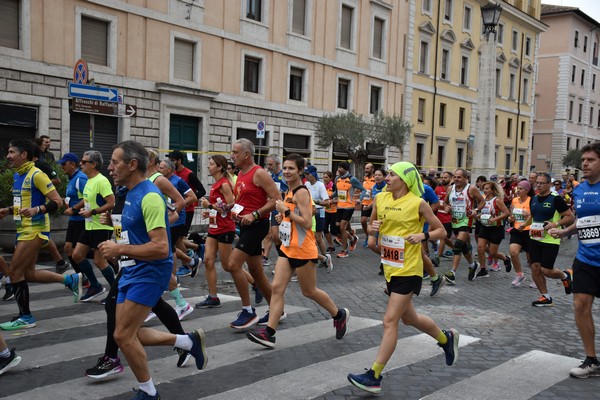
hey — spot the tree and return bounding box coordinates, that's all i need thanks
[562,149,582,171]
[314,111,411,180]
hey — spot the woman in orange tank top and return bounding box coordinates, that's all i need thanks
[507,180,533,287]
[246,153,349,349]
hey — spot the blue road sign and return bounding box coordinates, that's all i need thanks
[68,82,119,102]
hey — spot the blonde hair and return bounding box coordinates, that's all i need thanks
[483,181,504,200]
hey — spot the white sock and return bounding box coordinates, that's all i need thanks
[0,348,10,358]
[242,305,254,313]
[139,378,157,396]
[174,334,193,351]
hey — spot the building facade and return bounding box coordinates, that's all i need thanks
[405,0,545,176]
[0,0,416,181]
[532,5,600,175]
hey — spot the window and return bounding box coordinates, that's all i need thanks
[173,39,194,81]
[495,115,498,136]
[244,56,260,93]
[418,98,426,123]
[594,74,597,90]
[289,67,304,101]
[437,146,445,170]
[495,68,502,96]
[525,37,531,57]
[416,143,424,169]
[0,0,19,49]
[419,40,429,74]
[370,86,381,114]
[519,155,524,175]
[511,30,518,52]
[575,31,579,48]
[81,16,109,66]
[292,0,306,35]
[497,23,504,45]
[444,0,452,22]
[337,78,350,109]
[569,100,574,121]
[422,0,432,13]
[591,107,594,126]
[584,35,588,52]
[340,4,353,50]
[505,153,511,173]
[579,103,583,123]
[457,147,464,167]
[520,121,526,140]
[372,17,384,59]
[572,65,576,83]
[509,73,516,99]
[246,0,262,22]
[439,103,446,127]
[441,48,449,80]
[582,69,586,86]
[458,107,465,130]
[577,138,581,148]
[283,133,311,158]
[598,111,600,127]
[463,5,471,31]
[567,137,571,150]
[460,56,469,85]
[507,118,512,138]
[522,78,529,103]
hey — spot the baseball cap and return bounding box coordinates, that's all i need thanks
[167,150,185,161]
[489,174,498,181]
[57,153,79,165]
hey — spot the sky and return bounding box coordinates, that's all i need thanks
[543,0,600,22]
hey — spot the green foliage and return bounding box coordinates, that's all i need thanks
[562,149,582,170]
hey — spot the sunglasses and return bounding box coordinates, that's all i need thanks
[80,160,92,164]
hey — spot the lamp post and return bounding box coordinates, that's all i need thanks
[472,3,502,180]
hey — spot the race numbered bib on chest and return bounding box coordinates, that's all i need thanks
[111,214,122,241]
[380,235,405,268]
[513,208,525,221]
[480,214,492,226]
[279,221,292,247]
[363,190,372,201]
[230,203,244,220]
[64,196,71,207]
[529,222,545,240]
[208,209,218,229]
[338,190,348,202]
[13,196,21,221]
[84,201,92,223]
[577,216,600,244]
[452,203,466,220]
[117,230,136,268]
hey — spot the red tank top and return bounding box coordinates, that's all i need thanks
[208,176,236,234]
[234,165,268,218]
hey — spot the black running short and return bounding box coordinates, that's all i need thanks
[77,229,113,249]
[386,275,422,296]
[478,226,505,245]
[509,228,530,252]
[528,240,559,269]
[276,247,318,269]
[572,258,600,297]
[235,219,270,257]
[65,220,86,245]
[207,231,235,244]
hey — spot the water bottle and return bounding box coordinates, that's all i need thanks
[216,198,227,218]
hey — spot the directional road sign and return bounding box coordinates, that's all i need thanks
[68,82,119,102]
[71,98,136,118]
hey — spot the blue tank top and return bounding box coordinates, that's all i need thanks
[573,180,600,266]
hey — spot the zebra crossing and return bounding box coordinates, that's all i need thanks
[0,266,588,400]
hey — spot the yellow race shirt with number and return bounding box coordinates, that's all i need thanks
[376,191,424,280]
[12,166,55,233]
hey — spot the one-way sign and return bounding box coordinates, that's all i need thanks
[68,82,119,102]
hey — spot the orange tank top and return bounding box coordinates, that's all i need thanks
[279,186,318,260]
[511,196,531,230]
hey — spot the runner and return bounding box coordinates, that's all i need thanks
[247,153,349,348]
[262,154,288,268]
[333,162,365,258]
[507,180,533,287]
[0,139,81,331]
[518,172,575,307]
[549,142,600,378]
[347,162,459,394]
[434,171,455,260]
[322,171,338,253]
[303,165,333,271]
[360,163,376,247]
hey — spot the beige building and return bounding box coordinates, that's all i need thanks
[0,0,414,180]
[406,0,545,176]
[532,4,600,175]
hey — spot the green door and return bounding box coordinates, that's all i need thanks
[169,115,199,174]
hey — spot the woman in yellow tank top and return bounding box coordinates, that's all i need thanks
[246,153,349,349]
[347,162,460,395]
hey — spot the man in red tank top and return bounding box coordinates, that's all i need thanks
[227,138,281,329]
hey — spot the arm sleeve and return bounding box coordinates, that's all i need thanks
[141,192,167,231]
[187,173,206,198]
[350,177,366,200]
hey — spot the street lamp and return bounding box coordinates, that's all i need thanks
[472,2,503,180]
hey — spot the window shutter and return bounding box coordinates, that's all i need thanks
[81,16,108,66]
[292,0,306,35]
[0,0,19,49]
[174,39,194,81]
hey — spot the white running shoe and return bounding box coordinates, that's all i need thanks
[176,304,194,321]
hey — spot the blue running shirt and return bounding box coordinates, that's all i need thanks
[573,180,600,267]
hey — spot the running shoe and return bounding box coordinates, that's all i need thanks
[490,262,500,272]
[0,348,21,376]
[196,296,222,308]
[467,264,478,281]
[230,308,258,329]
[189,252,201,278]
[442,250,454,258]
[475,268,489,279]
[144,312,157,323]
[529,281,538,289]
[504,256,512,273]
[82,278,91,289]
[333,308,350,340]
[431,241,439,253]
[247,326,276,348]
[326,246,336,253]
[131,388,160,399]
[2,284,14,301]
[261,257,270,267]
[257,310,287,326]
[570,359,600,379]
[290,275,298,282]
[444,270,456,285]
[176,348,191,368]
[55,260,71,274]
[176,265,191,278]
[80,286,106,302]
[431,255,440,267]
[85,355,124,379]
[430,276,446,297]
[66,272,82,303]
[487,255,493,266]
[349,235,359,251]
[323,254,334,273]
[511,274,526,287]
[187,328,208,370]
[438,328,459,366]
[333,237,342,246]
[0,315,36,331]
[252,284,264,304]
[562,269,573,295]
[176,304,194,321]
[186,249,195,259]
[347,369,382,394]
[532,295,553,307]
[336,250,349,258]
[363,239,369,248]
[423,273,431,280]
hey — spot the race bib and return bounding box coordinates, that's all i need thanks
[338,190,348,202]
[279,221,292,247]
[452,203,466,220]
[438,200,447,214]
[64,196,71,207]
[230,203,244,220]
[530,222,545,240]
[13,196,21,221]
[84,201,92,223]
[512,208,525,222]
[363,190,372,201]
[480,214,492,226]
[380,235,405,268]
[577,215,600,244]
[117,230,136,268]
[111,214,122,241]
[208,209,218,229]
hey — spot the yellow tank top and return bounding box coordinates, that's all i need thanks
[376,191,424,280]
